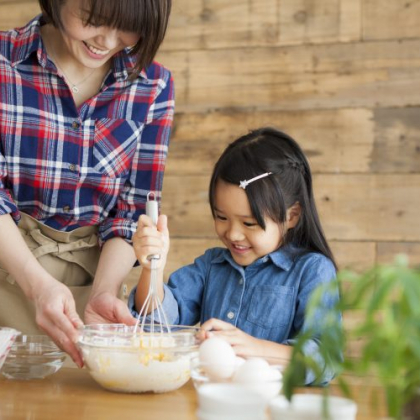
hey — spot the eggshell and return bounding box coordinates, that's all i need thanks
[199,337,236,380]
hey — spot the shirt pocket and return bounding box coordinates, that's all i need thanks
[246,286,295,329]
[91,118,144,178]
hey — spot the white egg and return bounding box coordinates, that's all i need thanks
[232,357,283,400]
[232,358,271,382]
[199,337,236,380]
[235,356,246,369]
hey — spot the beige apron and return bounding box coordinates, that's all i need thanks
[0,213,100,334]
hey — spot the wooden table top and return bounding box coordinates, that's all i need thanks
[0,367,387,420]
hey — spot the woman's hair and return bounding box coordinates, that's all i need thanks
[38,0,172,75]
[209,127,337,269]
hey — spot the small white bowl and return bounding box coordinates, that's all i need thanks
[269,394,357,420]
[197,383,267,420]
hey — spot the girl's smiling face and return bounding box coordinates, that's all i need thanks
[213,180,285,266]
[57,0,139,68]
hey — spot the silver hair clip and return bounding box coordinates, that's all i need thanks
[239,172,272,189]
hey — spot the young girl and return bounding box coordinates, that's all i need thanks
[0,0,173,367]
[131,127,340,384]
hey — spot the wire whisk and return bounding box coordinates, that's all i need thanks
[134,193,171,340]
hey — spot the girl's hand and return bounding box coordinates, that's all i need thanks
[199,318,264,358]
[133,214,169,269]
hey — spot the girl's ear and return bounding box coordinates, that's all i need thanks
[286,202,301,229]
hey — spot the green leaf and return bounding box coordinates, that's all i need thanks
[282,255,420,419]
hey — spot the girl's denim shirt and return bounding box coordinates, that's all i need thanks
[129,245,340,384]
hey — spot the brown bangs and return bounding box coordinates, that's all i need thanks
[81,0,144,34]
[82,0,172,75]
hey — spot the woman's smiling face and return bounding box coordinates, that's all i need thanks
[57,0,139,68]
[213,180,285,266]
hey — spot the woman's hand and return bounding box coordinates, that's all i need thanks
[84,291,136,326]
[133,214,169,270]
[32,279,84,368]
[199,318,265,358]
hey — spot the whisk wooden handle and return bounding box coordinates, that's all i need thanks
[146,193,160,261]
[146,193,159,225]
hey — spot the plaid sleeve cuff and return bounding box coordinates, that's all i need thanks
[0,190,20,222]
[98,217,137,245]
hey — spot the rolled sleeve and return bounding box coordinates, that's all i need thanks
[287,255,341,385]
[99,69,175,245]
[128,283,179,324]
[285,337,337,385]
[0,153,19,220]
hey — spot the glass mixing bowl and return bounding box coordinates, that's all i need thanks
[78,324,200,393]
[1,335,66,380]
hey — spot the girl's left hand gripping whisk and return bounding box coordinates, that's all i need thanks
[134,193,171,336]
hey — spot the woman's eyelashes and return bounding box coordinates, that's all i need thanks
[243,221,258,227]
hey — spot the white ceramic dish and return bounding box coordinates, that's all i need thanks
[197,383,267,420]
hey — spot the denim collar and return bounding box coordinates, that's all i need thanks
[211,245,297,272]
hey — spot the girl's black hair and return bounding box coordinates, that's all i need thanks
[209,127,337,269]
[38,0,172,76]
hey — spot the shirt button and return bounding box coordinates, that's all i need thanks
[239,279,244,285]
[72,121,80,129]
[69,163,77,172]
[63,205,71,213]
[227,312,235,320]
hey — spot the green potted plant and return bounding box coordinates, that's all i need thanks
[283,254,420,419]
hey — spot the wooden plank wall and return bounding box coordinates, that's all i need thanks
[158,0,420,277]
[2,0,420,280]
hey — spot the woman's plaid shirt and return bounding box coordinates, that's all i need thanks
[0,16,174,243]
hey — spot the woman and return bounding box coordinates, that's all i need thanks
[0,0,173,367]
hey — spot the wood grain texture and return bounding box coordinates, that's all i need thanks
[371,107,420,173]
[168,106,420,177]
[363,0,420,41]
[157,39,420,112]
[168,108,375,176]
[162,174,420,242]
[0,1,40,31]
[377,242,420,267]
[0,368,387,420]
[162,0,279,51]
[161,0,362,51]
[278,0,362,45]
[315,174,420,242]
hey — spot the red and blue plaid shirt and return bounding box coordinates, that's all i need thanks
[0,16,174,243]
